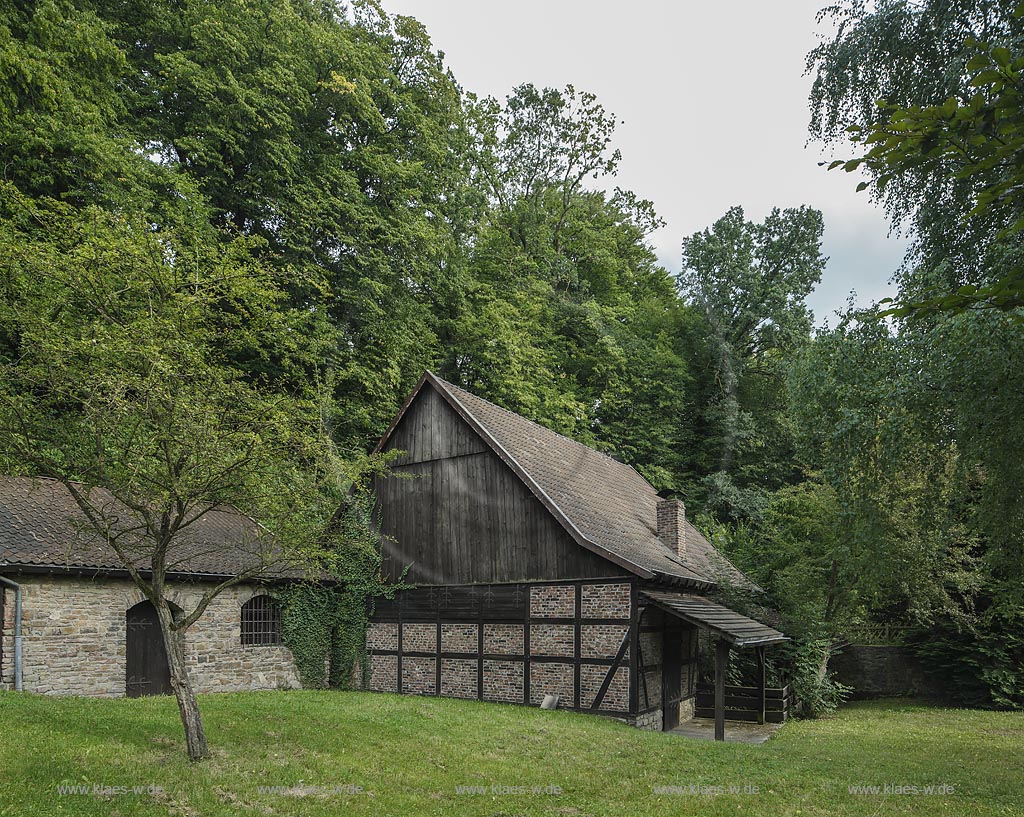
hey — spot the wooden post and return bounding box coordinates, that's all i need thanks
[756,645,766,725]
[714,639,729,742]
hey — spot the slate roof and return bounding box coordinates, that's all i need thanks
[381,372,756,589]
[0,476,302,580]
[642,590,787,647]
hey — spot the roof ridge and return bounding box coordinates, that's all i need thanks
[432,375,647,477]
[376,372,751,589]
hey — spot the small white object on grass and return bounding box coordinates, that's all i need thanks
[540,694,560,710]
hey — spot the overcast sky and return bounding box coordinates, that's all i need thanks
[377,0,908,324]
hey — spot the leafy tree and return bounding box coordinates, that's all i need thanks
[76,0,481,448]
[0,185,382,759]
[834,30,1024,315]
[785,301,1024,702]
[431,84,704,489]
[471,83,621,252]
[679,205,826,518]
[700,481,855,717]
[809,0,1024,314]
[726,482,852,632]
[908,599,1024,709]
[0,0,149,204]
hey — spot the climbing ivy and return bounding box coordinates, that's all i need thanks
[278,490,407,689]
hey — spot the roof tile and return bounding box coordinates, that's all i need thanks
[430,375,755,589]
[0,476,301,579]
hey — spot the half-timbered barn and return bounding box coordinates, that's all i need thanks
[366,372,787,737]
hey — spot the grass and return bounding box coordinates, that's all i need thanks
[1,691,1021,816]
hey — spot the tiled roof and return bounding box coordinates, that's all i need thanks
[390,373,756,589]
[0,476,303,579]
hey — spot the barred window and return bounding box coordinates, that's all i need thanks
[240,594,282,646]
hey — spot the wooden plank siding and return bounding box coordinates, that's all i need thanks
[374,382,617,585]
[694,683,793,723]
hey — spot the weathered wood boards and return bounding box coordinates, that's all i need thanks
[374,384,613,585]
[694,682,793,724]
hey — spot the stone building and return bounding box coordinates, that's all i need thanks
[364,372,787,737]
[0,477,300,696]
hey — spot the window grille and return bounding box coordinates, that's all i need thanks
[241,594,283,646]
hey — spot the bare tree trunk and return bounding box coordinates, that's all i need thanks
[816,642,832,688]
[154,601,209,761]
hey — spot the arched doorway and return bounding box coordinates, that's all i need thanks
[125,600,172,697]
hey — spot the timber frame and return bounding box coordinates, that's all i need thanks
[365,372,789,736]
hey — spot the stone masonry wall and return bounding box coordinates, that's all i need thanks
[829,645,944,699]
[580,665,628,710]
[581,623,629,659]
[0,575,299,696]
[529,623,574,657]
[580,582,630,618]
[367,622,398,651]
[401,656,436,695]
[441,624,477,653]
[440,658,477,699]
[635,707,663,731]
[370,654,397,692]
[483,660,523,703]
[529,584,575,617]
[483,623,523,654]
[529,661,574,705]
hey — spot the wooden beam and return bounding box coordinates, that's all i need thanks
[590,630,631,711]
[756,646,766,725]
[629,580,639,715]
[714,639,729,742]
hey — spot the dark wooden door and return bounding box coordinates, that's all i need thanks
[126,601,172,697]
[662,624,683,730]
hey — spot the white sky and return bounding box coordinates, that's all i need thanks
[378,0,909,323]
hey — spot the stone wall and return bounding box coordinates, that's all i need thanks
[529,584,575,617]
[635,602,698,730]
[530,623,574,657]
[581,582,630,619]
[635,707,663,731]
[829,644,943,699]
[483,623,521,654]
[0,575,299,696]
[483,660,523,703]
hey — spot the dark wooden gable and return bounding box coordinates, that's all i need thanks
[374,383,619,585]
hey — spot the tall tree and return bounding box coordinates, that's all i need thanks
[0,0,145,203]
[808,0,1024,308]
[441,85,704,489]
[829,18,1024,315]
[82,0,480,448]
[680,205,826,518]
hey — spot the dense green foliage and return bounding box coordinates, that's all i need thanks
[802,0,1024,708]
[823,5,1024,315]
[808,0,1024,280]
[0,0,760,497]
[680,205,825,518]
[279,493,406,689]
[1,0,1021,719]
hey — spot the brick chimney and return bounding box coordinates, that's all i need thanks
[656,498,686,558]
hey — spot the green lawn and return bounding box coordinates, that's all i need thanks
[0,691,1021,816]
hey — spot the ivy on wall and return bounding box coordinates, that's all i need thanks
[278,491,407,689]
